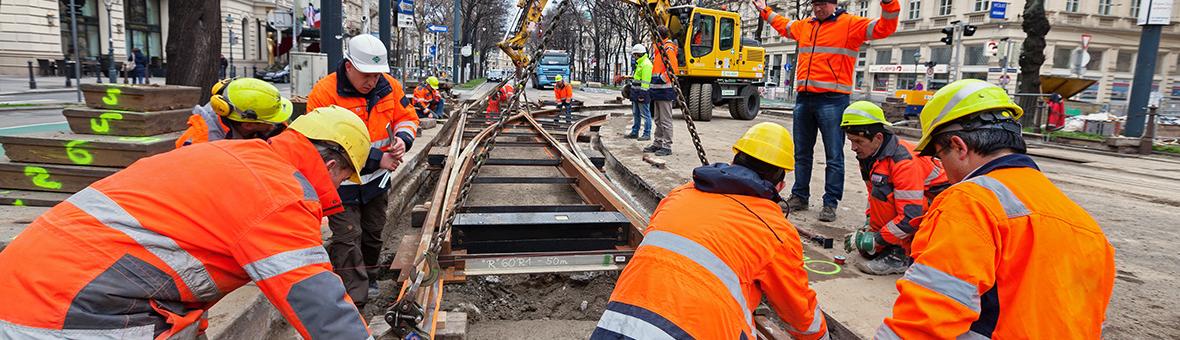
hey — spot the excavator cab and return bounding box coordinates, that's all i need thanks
[667,6,765,121]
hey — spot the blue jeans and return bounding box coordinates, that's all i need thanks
[790,92,849,208]
[431,98,446,118]
[630,100,651,136]
[556,102,572,122]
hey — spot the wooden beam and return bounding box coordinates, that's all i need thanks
[0,132,181,167]
[81,84,201,112]
[0,160,118,193]
[63,107,191,137]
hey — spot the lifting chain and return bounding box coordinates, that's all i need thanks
[637,4,710,166]
[387,2,572,337]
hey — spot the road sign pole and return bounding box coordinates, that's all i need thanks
[380,0,391,54]
[323,0,343,71]
[1124,25,1162,137]
[452,0,462,83]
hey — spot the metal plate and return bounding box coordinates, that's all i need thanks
[463,253,632,275]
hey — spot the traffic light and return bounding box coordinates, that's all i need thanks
[940,27,954,45]
[925,61,937,69]
[963,24,977,36]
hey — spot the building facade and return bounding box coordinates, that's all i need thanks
[753,0,1180,111]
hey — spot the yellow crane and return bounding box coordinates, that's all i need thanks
[498,0,768,120]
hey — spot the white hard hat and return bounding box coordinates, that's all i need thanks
[346,35,390,73]
[631,44,647,55]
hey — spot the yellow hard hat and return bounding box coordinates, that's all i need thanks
[554,75,563,82]
[211,78,293,124]
[915,79,1023,153]
[733,122,794,171]
[840,101,892,127]
[286,105,371,183]
[427,76,440,89]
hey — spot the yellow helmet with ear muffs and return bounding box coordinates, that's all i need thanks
[209,77,293,124]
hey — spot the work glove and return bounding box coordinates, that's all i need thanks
[843,229,882,255]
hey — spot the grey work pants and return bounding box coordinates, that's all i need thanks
[326,193,388,306]
[652,100,674,149]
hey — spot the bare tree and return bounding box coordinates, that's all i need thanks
[165,0,221,102]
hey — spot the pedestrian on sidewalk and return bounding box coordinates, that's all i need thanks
[876,79,1115,339]
[838,101,949,275]
[128,48,148,84]
[625,44,652,141]
[754,0,901,222]
[0,107,374,339]
[553,75,574,123]
[645,25,679,156]
[593,122,829,340]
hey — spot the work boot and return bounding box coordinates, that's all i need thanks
[368,281,380,301]
[624,133,638,139]
[855,252,911,276]
[643,144,661,153]
[784,195,808,214]
[818,206,838,222]
[655,148,672,156]
[638,135,651,141]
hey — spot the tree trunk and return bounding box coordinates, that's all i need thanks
[1017,0,1050,126]
[165,0,221,103]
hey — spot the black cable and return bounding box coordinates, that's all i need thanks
[721,194,783,244]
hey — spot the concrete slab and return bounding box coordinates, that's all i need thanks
[204,284,283,340]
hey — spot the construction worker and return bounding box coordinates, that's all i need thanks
[593,122,829,340]
[0,106,374,339]
[838,101,949,275]
[645,25,679,157]
[307,34,420,307]
[754,0,900,222]
[876,79,1115,338]
[413,76,446,119]
[176,77,292,148]
[553,74,573,123]
[625,43,652,141]
[486,82,515,118]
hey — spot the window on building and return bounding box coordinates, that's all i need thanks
[1086,49,1105,70]
[938,0,952,15]
[874,74,891,91]
[59,0,101,59]
[965,45,987,65]
[1111,80,1130,101]
[858,0,870,16]
[1079,82,1099,102]
[690,15,716,58]
[908,0,921,19]
[974,0,990,12]
[1065,0,1080,12]
[1116,51,1135,72]
[876,49,893,64]
[1131,0,1140,17]
[858,52,867,66]
[1156,53,1167,74]
[962,72,988,80]
[898,74,918,90]
[1053,47,1073,69]
[771,54,783,83]
[1098,0,1112,15]
[931,46,951,64]
[901,48,920,64]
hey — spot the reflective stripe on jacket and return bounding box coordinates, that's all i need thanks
[594,164,828,340]
[876,154,1115,339]
[0,131,371,340]
[863,136,949,249]
[633,54,653,91]
[762,1,900,94]
[307,68,420,205]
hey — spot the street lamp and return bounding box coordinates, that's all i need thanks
[912,51,921,89]
[104,0,119,83]
[227,14,236,77]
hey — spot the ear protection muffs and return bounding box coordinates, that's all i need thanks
[209,78,236,118]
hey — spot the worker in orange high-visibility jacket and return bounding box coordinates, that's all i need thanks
[0,106,375,339]
[646,25,679,157]
[307,35,419,308]
[838,101,949,276]
[593,122,828,340]
[875,79,1115,339]
[754,0,900,224]
[486,82,515,118]
[413,76,446,119]
[553,75,574,123]
[176,77,293,148]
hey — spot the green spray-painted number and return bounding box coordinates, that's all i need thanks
[65,140,94,165]
[103,87,122,106]
[90,112,124,134]
[24,166,62,190]
[13,199,24,206]
[118,136,161,144]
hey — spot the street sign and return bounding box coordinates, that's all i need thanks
[999,74,1011,86]
[1081,34,1092,49]
[1138,0,1174,25]
[986,40,1000,57]
[989,2,1008,19]
[429,45,437,56]
[1070,47,1091,75]
[926,66,935,77]
[428,25,448,33]
[397,0,414,29]
[268,10,294,29]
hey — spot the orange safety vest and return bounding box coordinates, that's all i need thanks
[878,154,1115,339]
[175,104,230,148]
[307,71,420,189]
[554,83,573,103]
[863,136,949,250]
[487,84,515,113]
[650,38,680,88]
[412,84,441,110]
[0,130,369,339]
[594,164,828,340]
[762,1,900,94]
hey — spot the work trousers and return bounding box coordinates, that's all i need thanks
[630,100,652,137]
[326,192,388,306]
[556,102,573,123]
[790,92,849,208]
[652,100,674,149]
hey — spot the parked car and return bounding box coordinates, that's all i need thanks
[255,64,290,83]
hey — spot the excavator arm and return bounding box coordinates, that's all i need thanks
[497,0,672,72]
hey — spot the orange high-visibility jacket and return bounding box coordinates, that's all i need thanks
[412,84,441,111]
[0,130,370,340]
[761,1,900,94]
[877,154,1115,339]
[594,164,828,340]
[487,84,515,113]
[863,136,949,250]
[554,83,573,103]
[650,39,680,101]
[307,71,419,203]
[176,104,230,148]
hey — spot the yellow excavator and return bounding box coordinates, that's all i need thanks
[497,0,768,120]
